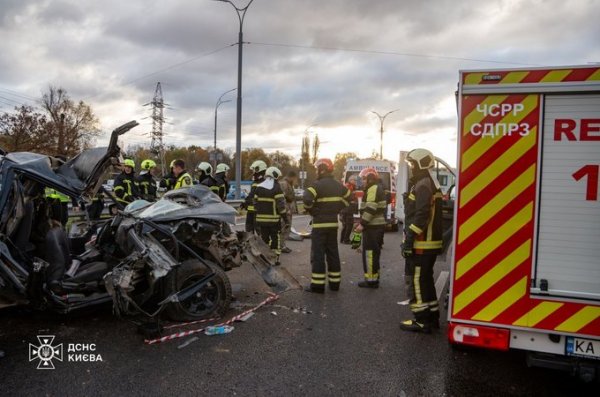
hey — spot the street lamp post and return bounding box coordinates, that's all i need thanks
[214,0,254,199]
[371,109,400,160]
[213,88,236,167]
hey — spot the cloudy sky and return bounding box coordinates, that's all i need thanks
[1,0,599,166]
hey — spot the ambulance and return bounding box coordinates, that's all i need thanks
[448,65,600,380]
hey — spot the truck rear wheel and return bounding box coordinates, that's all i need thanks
[165,259,232,321]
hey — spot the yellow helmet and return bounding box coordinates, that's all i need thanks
[169,159,176,168]
[265,166,282,179]
[406,148,435,170]
[123,159,135,168]
[141,159,156,170]
[250,160,267,173]
[197,162,213,174]
[216,163,230,173]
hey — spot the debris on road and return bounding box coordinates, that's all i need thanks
[397,300,410,306]
[270,311,278,316]
[177,336,199,349]
[235,312,255,322]
[205,325,235,336]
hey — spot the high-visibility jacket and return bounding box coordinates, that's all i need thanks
[136,172,157,201]
[303,175,350,229]
[214,172,229,201]
[359,183,387,227]
[114,172,139,205]
[404,175,443,254]
[244,176,264,212]
[174,171,193,190]
[200,175,221,196]
[45,188,71,203]
[254,179,286,225]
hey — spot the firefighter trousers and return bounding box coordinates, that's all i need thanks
[362,226,385,283]
[310,228,341,291]
[258,224,282,257]
[405,253,439,325]
[340,213,354,243]
[245,211,256,233]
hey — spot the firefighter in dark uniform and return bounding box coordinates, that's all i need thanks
[241,160,267,234]
[160,160,177,192]
[303,158,350,293]
[340,175,358,244]
[172,159,193,190]
[214,163,230,201]
[400,148,443,333]
[137,159,158,201]
[197,162,220,196]
[254,166,288,265]
[354,168,387,288]
[113,159,139,207]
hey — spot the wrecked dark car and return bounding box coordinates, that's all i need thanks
[0,121,298,322]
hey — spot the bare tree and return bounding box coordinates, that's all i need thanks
[0,105,48,153]
[41,86,100,157]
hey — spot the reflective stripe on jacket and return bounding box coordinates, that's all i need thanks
[360,183,387,227]
[404,176,443,254]
[303,175,350,229]
[254,179,286,225]
[174,172,193,190]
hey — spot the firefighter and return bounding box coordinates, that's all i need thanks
[241,160,267,234]
[400,148,443,333]
[354,168,387,288]
[172,159,193,190]
[303,158,350,293]
[137,159,158,201]
[254,166,288,265]
[160,160,177,192]
[114,159,139,206]
[214,163,230,201]
[197,162,220,196]
[278,170,297,254]
[340,175,358,244]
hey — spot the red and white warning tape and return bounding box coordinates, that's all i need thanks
[162,317,219,330]
[144,293,280,345]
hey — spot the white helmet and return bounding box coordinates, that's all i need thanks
[406,148,435,170]
[250,160,267,173]
[265,166,282,179]
[216,163,230,173]
[197,161,213,174]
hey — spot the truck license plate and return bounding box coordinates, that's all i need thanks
[566,336,600,360]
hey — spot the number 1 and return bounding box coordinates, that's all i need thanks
[572,164,599,201]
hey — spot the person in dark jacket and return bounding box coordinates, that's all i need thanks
[340,175,358,244]
[400,148,444,334]
[214,163,230,201]
[137,159,158,201]
[303,158,350,293]
[254,166,288,265]
[160,160,177,192]
[114,159,139,206]
[241,160,267,234]
[354,168,387,288]
[197,162,220,196]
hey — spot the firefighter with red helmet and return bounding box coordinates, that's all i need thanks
[400,148,443,333]
[354,168,387,288]
[303,158,350,293]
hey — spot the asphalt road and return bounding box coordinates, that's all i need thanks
[0,217,597,396]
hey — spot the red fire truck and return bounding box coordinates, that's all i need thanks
[448,65,600,380]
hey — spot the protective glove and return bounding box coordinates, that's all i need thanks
[401,235,414,258]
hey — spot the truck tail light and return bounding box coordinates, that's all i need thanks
[448,322,510,351]
[390,192,396,207]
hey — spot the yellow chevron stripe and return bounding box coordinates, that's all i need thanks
[588,69,600,81]
[554,306,600,333]
[500,71,529,84]
[458,164,536,244]
[464,73,488,85]
[462,95,508,136]
[456,203,533,279]
[472,277,528,322]
[460,126,537,208]
[453,240,531,314]
[462,95,538,172]
[513,302,564,328]
[540,69,571,83]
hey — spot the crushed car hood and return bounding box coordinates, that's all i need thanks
[134,185,237,224]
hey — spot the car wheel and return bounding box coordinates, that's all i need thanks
[165,259,232,321]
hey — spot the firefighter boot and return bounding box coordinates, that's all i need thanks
[399,319,432,334]
[357,280,379,289]
[304,285,325,294]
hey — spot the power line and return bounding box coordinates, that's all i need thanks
[248,41,541,66]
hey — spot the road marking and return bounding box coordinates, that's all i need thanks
[436,271,449,302]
